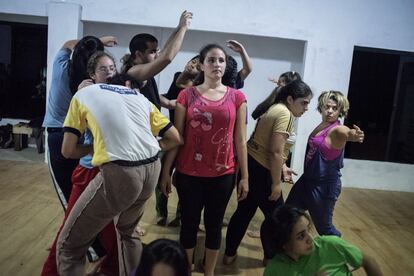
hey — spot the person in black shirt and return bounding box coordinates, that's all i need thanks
[156,55,201,226]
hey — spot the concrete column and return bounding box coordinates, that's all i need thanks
[44,1,83,161]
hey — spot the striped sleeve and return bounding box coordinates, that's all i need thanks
[149,104,172,137]
[63,97,87,136]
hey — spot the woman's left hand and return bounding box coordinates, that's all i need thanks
[237,178,249,201]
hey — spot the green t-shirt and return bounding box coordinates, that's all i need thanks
[264,236,363,276]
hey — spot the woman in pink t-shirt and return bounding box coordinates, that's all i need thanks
[160,44,249,276]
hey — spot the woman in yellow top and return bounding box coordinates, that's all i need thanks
[224,79,313,264]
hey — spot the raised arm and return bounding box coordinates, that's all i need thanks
[99,36,118,47]
[127,11,193,81]
[329,124,364,150]
[62,39,79,51]
[226,40,252,81]
[62,35,117,51]
[234,103,249,201]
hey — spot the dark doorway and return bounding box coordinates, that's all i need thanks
[0,21,47,120]
[345,46,414,164]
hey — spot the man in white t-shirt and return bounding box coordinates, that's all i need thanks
[56,74,182,276]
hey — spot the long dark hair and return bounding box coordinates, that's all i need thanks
[252,71,302,120]
[135,239,190,276]
[274,80,312,103]
[195,44,228,85]
[69,36,104,94]
[261,205,311,258]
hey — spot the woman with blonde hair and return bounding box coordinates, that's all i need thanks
[285,90,364,237]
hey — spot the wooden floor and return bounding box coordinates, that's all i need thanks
[0,159,413,275]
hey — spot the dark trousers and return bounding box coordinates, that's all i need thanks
[285,175,342,236]
[176,172,235,250]
[225,155,284,258]
[46,129,79,209]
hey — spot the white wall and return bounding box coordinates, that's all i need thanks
[83,21,305,135]
[1,0,414,191]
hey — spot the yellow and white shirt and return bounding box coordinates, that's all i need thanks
[64,84,171,166]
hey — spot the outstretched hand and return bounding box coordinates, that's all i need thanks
[268,76,282,86]
[179,10,193,29]
[351,124,365,143]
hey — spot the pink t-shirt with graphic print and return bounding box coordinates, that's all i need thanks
[176,86,246,177]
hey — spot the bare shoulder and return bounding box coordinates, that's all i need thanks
[329,125,349,143]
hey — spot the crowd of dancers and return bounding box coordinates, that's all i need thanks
[40,10,382,276]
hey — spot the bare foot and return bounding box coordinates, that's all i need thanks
[135,225,146,236]
[246,230,260,238]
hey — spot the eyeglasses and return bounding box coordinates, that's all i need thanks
[96,66,116,73]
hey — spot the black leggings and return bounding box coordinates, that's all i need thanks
[47,130,79,208]
[176,172,235,250]
[225,155,283,258]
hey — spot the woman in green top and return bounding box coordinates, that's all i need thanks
[262,205,382,276]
